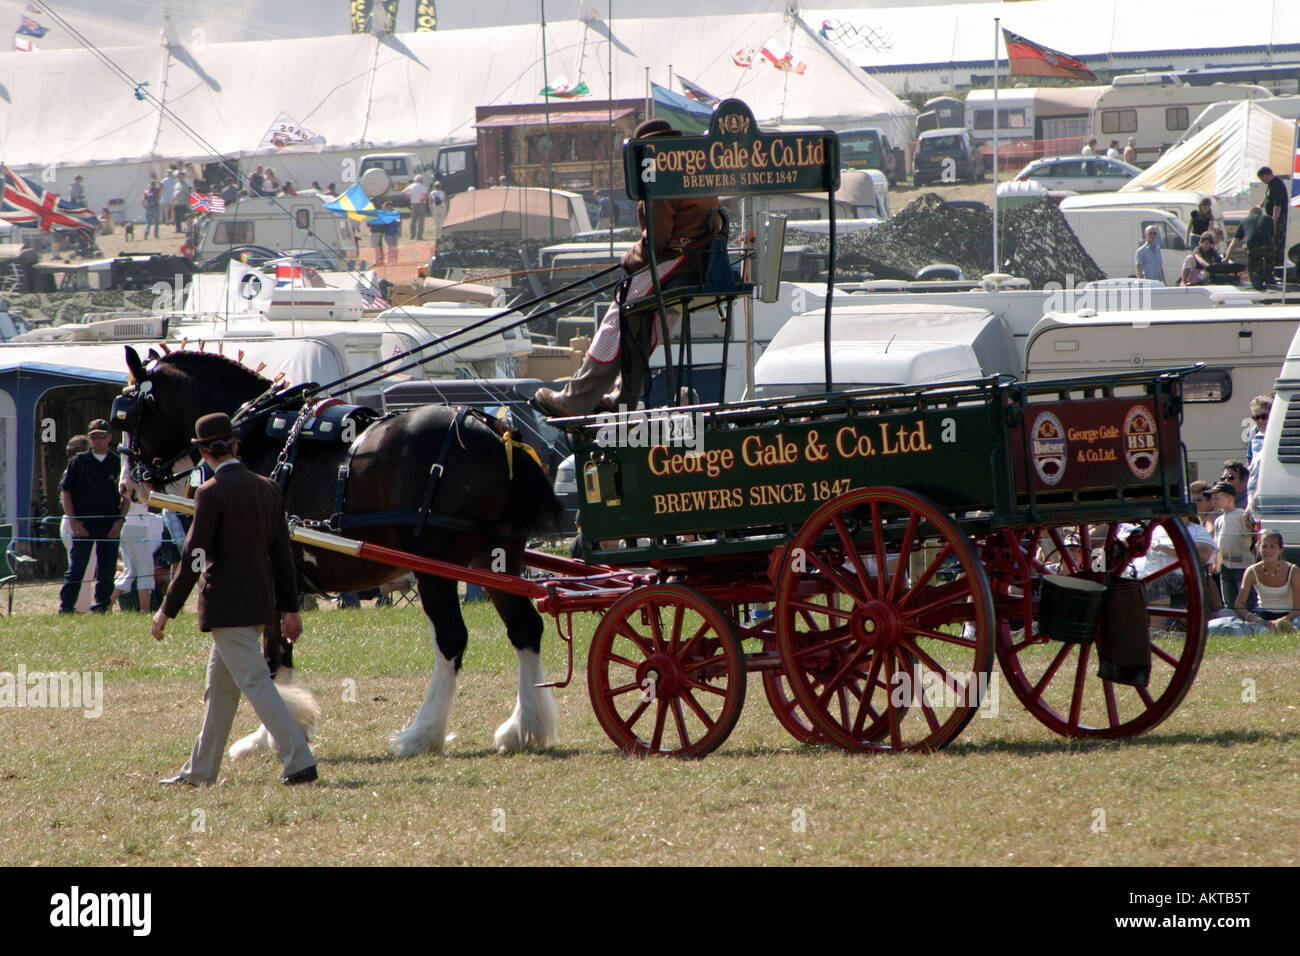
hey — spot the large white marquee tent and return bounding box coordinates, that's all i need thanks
[0,9,915,221]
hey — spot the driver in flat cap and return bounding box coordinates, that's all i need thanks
[534,118,725,416]
[152,412,317,786]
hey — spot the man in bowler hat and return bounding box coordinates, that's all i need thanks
[152,413,317,786]
[58,418,125,613]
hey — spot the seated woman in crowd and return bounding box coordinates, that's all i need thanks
[1234,529,1300,629]
[1180,233,1222,286]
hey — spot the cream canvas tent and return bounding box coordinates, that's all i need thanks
[1119,101,1296,207]
[442,187,590,239]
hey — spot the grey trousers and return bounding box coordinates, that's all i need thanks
[179,625,314,784]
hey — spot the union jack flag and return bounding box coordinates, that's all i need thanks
[189,191,225,214]
[0,165,98,238]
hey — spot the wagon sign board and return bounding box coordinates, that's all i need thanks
[623,99,840,200]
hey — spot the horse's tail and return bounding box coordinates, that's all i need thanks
[506,446,565,537]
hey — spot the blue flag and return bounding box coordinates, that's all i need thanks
[324,184,400,224]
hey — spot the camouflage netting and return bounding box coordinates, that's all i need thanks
[790,194,1106,288]
[7,290,159,327]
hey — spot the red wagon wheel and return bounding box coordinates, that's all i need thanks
[774,487,996,753]
[588,585,746,758]
[762,667,827,744]
[986,517,1207,738]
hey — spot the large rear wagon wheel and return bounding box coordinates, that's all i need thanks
[987,518,1207,738]
[587,586,746,758]
[774,487,996,753]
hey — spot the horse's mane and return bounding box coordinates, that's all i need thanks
[150,349,272,388]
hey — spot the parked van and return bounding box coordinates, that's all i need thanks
[753,303,1019,397]
[1253,324,1300,561]
[194,196,351,265]
[1059,205,1188,281]
[1025,307,1300,482]
[428,141,478,196]
[358,152,422,204]
[1061,190,1212,233]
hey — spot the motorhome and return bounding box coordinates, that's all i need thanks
[753,303,1019,397]
[1093,74,1272,166]
[1060,190,1212,231]
[1059,205,1189,280]
[966,75,1273,166]
[1253,322,1300,561]
[194,196,353,266]
[1024,307,1300,481]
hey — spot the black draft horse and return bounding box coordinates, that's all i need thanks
[116,345,563,757]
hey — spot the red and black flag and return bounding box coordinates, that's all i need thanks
[1002,28,1096,81]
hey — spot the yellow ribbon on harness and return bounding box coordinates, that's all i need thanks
[502,429,541,480]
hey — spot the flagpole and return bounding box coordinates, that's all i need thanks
[992,17,1000,277]
[541,0,555,241]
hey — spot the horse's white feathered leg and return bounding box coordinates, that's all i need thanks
[494,647,558,753]
[228,667,321,760]
[389,639,457,757]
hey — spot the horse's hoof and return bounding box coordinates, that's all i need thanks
[387,728,454,757]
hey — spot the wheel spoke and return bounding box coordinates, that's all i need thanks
[674,621,711,664]
[613,621,654,658]
[789,597,854,621]
[671,698,691,748]
[905,624,978,648]
[681,653,726,675]
[605,652,643,671]
[807,550,870,608]
[1068,641,1092,727]
[1031,642,1074,701]
[790,629,855,662]
[884,651,903,749]
[898,636,971,701]
[647,605,666,654]
[815,644,873,709]
[680,688,716,728]
[1135,684,1155,707]
[1151,642,1180,668]
[682,676,728,697]
[669,601,685,652]
[906,584,973,621]
[832,515,877,601]
[649,698,668,751]
[1103,678,1120,728]
[869,501,889,597]
[890,511,922,601]
[619,697,651,731]
[608,680,642,697]
[897,544,956,610]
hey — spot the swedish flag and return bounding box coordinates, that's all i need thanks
[324,184,400,225]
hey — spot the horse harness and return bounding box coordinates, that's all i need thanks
[264,400,539,539]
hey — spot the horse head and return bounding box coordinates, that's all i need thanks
[116,345,273,500]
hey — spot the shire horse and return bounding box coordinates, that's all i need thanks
[116,345,563,757]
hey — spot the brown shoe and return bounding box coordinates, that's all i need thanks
[533,387,579,417]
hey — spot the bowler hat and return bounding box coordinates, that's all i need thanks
[192,412,237,446]
[87,418,111,437]
[634,119,682,139]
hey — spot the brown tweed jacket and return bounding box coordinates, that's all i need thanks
[162,460,298,630]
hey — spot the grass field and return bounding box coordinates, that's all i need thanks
[1,587,1297,867]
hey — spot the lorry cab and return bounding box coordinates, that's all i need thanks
[429,141,478,196]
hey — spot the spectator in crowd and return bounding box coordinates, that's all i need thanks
[97,206,114,237]
[1188,479,1221,611]
[382,202,401,262]
[1212,479,1253,610]
[280,181,297,196]
[143,176,162,239]
[1106,139,1121,158]
[370,214,388,266]
[1180,233,1222,286]
[1081,138,1098,156]
[1234,529,1300,629]
[1260,166,1289,276]
[1185,197,1216,248]
[430,180,448,244]
[1123,137,1137,166]
[1134,225,1165,284]
[220,177,239,208]
[264,168,281,194]
[1223,204,1275,292]
[110,496,164,612]
[404,175,430,240]
[1221,460,1249,510]
[58,419,125,614]
[1138,511,1218,623]
[160,166,178,225]
[249,166,265,196]
[173,170,189,234]
[58,435,91,599]
[69,174,87,207]
[1245,394,1273,517]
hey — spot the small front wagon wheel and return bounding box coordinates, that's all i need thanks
[588,586,746,758]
